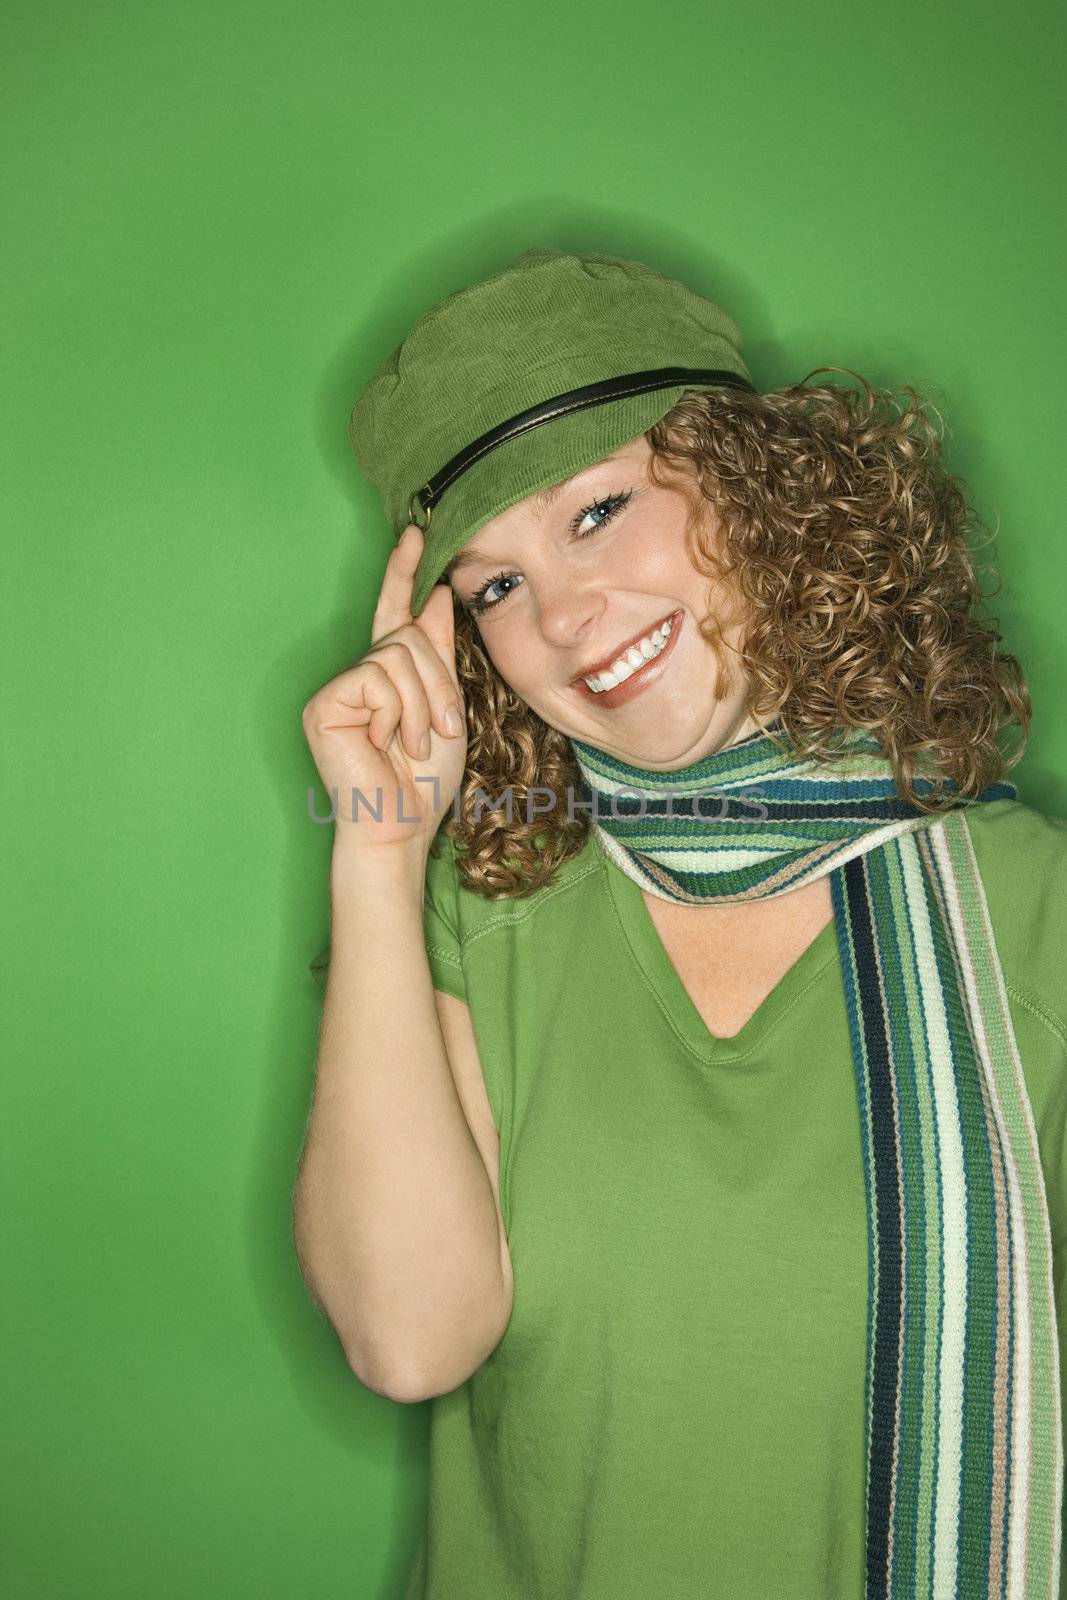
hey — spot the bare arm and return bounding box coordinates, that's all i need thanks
[293,521,511,1401]
[293,842,512,1402]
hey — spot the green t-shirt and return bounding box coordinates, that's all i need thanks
[314,795,1067,1599]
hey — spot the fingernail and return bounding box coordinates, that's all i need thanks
[418,732,430,757]
[444,706,462,736]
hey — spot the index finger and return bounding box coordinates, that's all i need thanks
[370,523,423,645]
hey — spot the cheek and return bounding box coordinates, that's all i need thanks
[482,636,559,717]
[620,515,697,588]
[480,630,533,696]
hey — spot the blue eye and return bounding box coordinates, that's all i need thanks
[468,570,521,614]
[467,490,633,617]
[568,490,632,538]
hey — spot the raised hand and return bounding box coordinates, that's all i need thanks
[301,525,467,857]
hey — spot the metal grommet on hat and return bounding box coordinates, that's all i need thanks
[408,486,433,531]
[347,248,756,617]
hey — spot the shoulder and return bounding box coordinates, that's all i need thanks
[962,792,1067,914]
[424,827,606,948]
[962,793,1067,1036]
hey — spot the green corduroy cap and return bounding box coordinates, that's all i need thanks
[347,247,755,617]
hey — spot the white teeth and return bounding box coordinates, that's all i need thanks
[582,615,675,693]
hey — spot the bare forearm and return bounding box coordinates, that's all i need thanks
[293,844,507,1399]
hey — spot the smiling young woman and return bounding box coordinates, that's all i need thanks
[438,378,1033,898]
[295,248,1065,1600]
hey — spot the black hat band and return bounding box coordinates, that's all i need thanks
[408,366,756,526]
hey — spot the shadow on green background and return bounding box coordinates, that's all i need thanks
[3,1,1064,1595]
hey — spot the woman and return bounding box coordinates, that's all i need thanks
[293,248,1065,1600]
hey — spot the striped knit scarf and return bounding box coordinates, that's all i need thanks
[570,719,1062,1600]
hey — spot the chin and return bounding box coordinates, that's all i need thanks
[600,722,721,768]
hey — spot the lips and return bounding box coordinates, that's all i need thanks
[572,609,684,707]
[570,609,679,687]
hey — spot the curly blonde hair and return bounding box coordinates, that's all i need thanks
[433,373,1031,900]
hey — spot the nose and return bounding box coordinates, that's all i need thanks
[532,569,608,654]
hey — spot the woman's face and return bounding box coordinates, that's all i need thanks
[446,434,761,769]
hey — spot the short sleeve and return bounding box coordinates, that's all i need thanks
[308,943,330,991]
[307,837,468,1005]
[422,837,468,1004]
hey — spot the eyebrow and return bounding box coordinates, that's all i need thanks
[443,459,621,578]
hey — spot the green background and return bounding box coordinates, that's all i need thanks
[3,1,1064,1595]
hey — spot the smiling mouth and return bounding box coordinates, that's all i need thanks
[572,609,683,706]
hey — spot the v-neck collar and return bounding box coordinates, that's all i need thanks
[591,827,842,1065]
